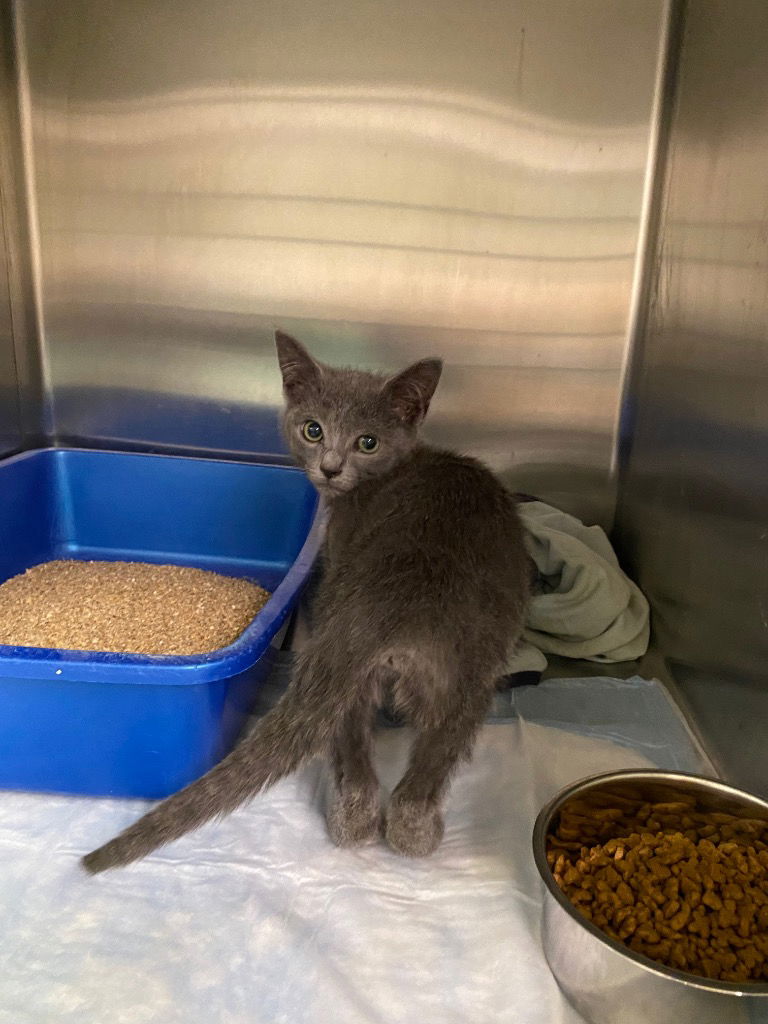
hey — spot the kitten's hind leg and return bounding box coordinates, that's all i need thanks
[327,705,381,848]
[384,684,494,857]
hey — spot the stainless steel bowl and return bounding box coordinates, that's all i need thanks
[532,770,768,1024]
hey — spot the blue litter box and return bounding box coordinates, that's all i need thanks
[0,448,321,798]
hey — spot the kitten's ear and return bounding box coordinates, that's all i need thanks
[275,331,323,400]
[382,358,443,425]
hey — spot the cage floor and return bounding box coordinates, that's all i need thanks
[0,676,748,1024]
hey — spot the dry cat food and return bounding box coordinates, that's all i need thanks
[0,560,270,655]
[546,790,768,983]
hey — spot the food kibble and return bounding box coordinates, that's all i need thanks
[546,791,768,984]
[0,560,270,655]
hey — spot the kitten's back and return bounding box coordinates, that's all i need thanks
[321,446,530,675]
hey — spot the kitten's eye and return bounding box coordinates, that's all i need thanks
[357,434,379,453]
[302,420,323,442]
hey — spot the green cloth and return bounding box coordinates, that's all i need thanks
[506,501,650,675]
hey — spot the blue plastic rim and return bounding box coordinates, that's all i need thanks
[0,448,321,798]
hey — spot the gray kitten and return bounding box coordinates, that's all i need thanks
[82,332,530,873]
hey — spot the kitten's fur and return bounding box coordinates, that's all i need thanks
[82,332,529,873]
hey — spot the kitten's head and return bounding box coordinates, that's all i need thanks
[275,331,442,498]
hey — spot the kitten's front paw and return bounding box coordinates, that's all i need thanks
[385,794,444,857]
[327,788,381,848]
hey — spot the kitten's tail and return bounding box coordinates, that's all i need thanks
[81,651,350,874]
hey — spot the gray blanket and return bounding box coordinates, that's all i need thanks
[507,501,650,675]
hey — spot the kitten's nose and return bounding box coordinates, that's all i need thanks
[320,453,343,479]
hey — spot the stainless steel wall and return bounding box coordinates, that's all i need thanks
[0,195,19,457]
[616,0,768,792]
[0,0,47,455]
[0,9,21,456]
[11,0,666,525]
